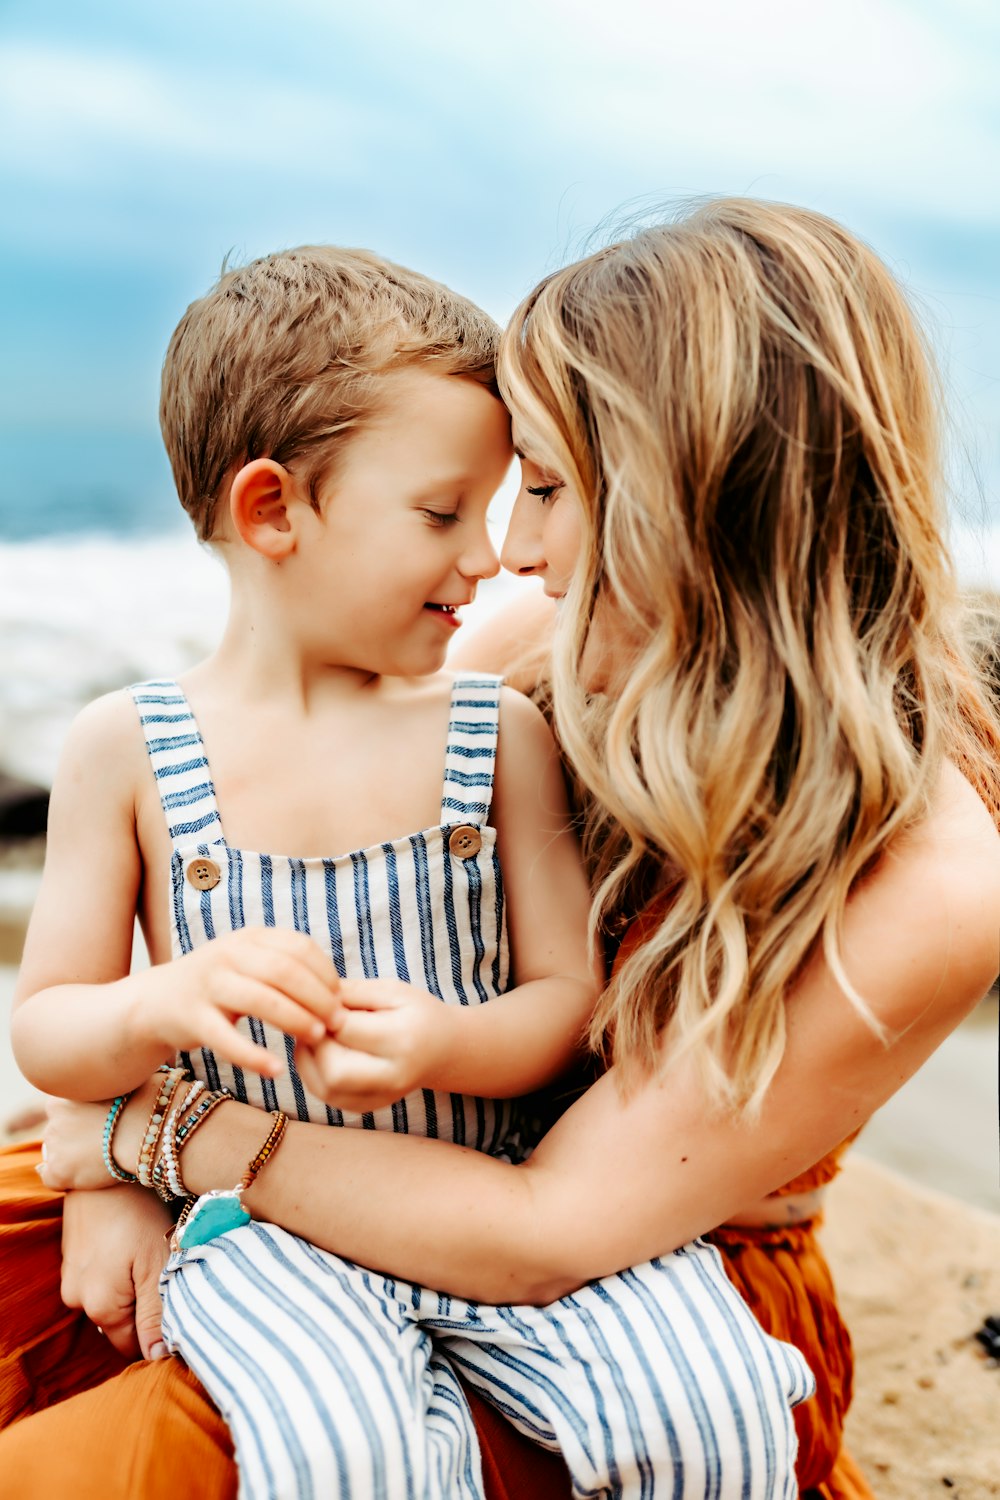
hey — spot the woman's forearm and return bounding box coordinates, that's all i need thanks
[178,1102,560,1302]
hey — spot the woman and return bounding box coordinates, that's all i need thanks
[4,198,999,1498]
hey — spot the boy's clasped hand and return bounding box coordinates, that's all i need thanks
[40,930,459,1191]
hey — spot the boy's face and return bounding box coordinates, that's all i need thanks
[298,370,511,678]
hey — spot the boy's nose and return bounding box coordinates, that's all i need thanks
[461,529,501,581]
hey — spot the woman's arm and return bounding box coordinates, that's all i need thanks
[111,762,998,1304]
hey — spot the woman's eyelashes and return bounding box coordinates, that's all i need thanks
[525,482,562,503]
[422,509,459,527]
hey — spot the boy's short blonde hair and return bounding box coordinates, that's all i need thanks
[161,246,501,540]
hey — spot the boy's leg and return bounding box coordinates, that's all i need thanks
[426,1242,815,1500]
[161,1221,485,1500]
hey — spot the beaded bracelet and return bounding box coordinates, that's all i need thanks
[151,1085,232,1203]
[102,1093,138,1184]
[175,1086,230,1154]
[172,1110,289,1253]
[239,1110,288,1195]
[136,1067,188,1188]
[151,1081,203,1203]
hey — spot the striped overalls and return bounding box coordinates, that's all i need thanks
[131,676,813,1500]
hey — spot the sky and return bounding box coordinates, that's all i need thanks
[1,0,998,554]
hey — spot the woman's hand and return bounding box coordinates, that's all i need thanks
[61,1185,172,1360]
[41,1096,117,1190]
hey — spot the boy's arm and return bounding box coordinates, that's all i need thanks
[299,688,599,1105]
[11,693,163,1097]
[12,693,339,1100]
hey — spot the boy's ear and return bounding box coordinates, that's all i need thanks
[229,459,296,559]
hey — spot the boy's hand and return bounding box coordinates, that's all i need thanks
[142,928,341,1079]
[296,979,453,1113]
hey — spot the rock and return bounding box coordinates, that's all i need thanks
[0,772,49,840]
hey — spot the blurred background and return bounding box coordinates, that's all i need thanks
[1,0,997,1201]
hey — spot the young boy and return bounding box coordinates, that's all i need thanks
[11,247,598,1497]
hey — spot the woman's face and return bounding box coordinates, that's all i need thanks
[500,452,583,601]
[501,447,620,692]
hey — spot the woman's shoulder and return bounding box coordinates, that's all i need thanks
[449,591,556,692]
[855,762,1000,1030]
[899,761,1000,893]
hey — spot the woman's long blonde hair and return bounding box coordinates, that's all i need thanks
[499,198,1000,1114]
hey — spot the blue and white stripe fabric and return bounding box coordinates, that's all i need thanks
[162,1223,810,1500]
[129,675,518,1154]
[139,673,813,1498]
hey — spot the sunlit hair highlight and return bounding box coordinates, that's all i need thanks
[500,198,1000,1114]
[161,246,500,540]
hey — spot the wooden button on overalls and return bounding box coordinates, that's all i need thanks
[186,857,221,891]
[448,825,482,859]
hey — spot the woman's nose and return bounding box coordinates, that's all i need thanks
[500,493,543,577]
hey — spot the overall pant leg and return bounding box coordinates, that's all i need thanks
[161,1221,486,1500]
[424,1242,815,1500]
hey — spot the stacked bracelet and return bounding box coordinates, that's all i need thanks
[136,1067,188,1187]
[151,1080,202,1203]
[175,1086,230,1154]
[102,1094,138,1184]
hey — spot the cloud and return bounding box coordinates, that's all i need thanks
[282,0,1000,228]
[0,39,401,184]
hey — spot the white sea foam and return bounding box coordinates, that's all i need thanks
[0,534,229,782]
[0,530,528,786]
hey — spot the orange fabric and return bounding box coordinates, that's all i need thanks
[0,1140,238,1498]
[707,1217,873,1499]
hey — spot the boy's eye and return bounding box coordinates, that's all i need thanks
[423,510,459,527]
[525,483,561,504]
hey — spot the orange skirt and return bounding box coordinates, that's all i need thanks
[0,1139,869,1497]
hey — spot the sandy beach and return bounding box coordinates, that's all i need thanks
[2,842,998,1496]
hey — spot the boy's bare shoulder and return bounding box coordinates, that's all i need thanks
[493,686,563,815]
[51,689,147,812]
[62,688,143,754]
[497,682,553,745]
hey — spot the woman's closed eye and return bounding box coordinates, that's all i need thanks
[422,509,460,527]
[525,483,563,503]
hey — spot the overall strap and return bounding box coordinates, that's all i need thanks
[129,681,226,849]
[439,674,502,826]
